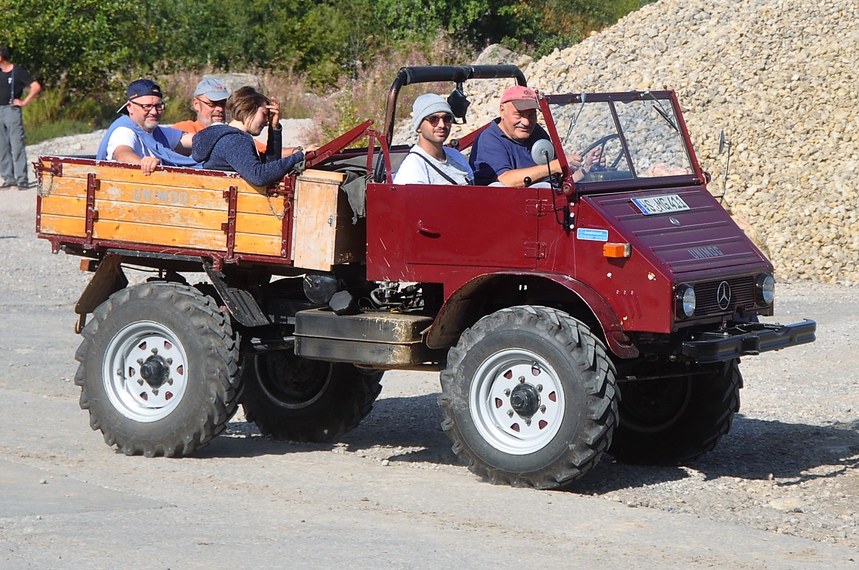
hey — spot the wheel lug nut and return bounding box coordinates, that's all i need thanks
[525,419,531,426]
[507,410,514,417]
[540,405,546,413]
[537,384,543,392]
[518,376,525,383]
[504,389,510,396]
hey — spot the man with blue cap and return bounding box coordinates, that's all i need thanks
[393,93,473,185]
[96,79,197,174]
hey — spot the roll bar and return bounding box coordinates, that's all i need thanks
[382,65,527,142]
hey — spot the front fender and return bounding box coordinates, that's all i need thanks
[426,271,638,359]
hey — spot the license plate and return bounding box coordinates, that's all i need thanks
[631,194,690,215]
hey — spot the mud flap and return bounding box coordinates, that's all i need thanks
[203,263,270,327]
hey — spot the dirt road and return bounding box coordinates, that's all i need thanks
[1,187,857,569]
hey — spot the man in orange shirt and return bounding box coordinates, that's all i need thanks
[172,77,230,134]
[175,77,301,156]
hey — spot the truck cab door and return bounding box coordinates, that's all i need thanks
[366,182,539,283]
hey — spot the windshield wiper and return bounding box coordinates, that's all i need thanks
[643,91,678,132]
[563,93,587,144]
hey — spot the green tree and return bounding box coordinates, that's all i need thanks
[2,0,149,97]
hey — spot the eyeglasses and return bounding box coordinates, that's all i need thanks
[129,100,165,113]
[424,114,453,127]
[195,98,225,108]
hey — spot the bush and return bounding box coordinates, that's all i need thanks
[22,84,116,144]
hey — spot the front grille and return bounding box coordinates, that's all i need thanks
[694,276,756,317]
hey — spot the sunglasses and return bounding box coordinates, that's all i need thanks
[129,100,165,113]
[195,97,226,108]
[424,113,453,127]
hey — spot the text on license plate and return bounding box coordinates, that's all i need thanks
[631,194,690,215]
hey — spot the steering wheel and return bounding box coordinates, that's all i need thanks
[578,133,625,181]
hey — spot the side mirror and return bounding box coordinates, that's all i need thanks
[716,129,733,205]
[531,139,555,165]
[718,129,731,154]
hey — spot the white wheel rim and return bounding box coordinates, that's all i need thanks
[102,320,189,422]
[469,348,565,455]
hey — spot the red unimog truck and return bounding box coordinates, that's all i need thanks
[35,65,815,489]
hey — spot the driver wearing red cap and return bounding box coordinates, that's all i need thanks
[470,85,599,186]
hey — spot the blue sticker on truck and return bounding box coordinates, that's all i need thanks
[576,228,609,242]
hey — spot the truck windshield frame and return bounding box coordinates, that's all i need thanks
[543,91,702,192]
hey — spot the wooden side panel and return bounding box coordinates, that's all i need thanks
[39,193,87,236]
[234,192,287,256]
[292,170,364,271]
[37,160,291,257]
[36,160,365,266]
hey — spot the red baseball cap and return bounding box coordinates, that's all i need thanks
[500,85,539,110]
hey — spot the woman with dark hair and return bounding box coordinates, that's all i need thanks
[192,86,305,186]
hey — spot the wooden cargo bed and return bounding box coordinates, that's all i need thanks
[35,157,365,271]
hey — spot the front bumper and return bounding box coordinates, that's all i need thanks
[681,319,816,363]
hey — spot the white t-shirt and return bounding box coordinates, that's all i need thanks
[393,145,474,185]
[105,126,183,160]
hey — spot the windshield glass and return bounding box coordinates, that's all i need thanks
[548,92,694,183]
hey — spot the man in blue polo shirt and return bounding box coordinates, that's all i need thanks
[470,85,597,186]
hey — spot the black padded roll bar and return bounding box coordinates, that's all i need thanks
[382,65,527,141]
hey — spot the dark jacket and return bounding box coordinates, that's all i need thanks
[191,123,304,186]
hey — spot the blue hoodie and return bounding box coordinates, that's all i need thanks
[191,123,304,187]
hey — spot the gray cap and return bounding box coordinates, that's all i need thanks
[193,77,229,101]
[412,93,453,131]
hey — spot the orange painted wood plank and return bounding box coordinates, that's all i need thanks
[93,221,226,250]
[95,181,229,211]
[94,201,227,231]
[234,233,284,256]
[39,194,87,217]
[235,192,289,216]
[38,215,87,237]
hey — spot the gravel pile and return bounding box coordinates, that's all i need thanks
[27,0,857,284]
[455,0,858,285]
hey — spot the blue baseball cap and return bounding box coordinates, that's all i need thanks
[117,79,163,114]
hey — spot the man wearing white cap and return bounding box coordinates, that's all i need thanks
[394,93,473,185]
[470,85,598,186]
[173,76,230,134]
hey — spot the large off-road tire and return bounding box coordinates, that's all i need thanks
[240,352,383,442]
[439,306,618,489]
[609,359,742,464]
[74,282,241,457]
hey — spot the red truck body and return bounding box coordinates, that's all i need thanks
[35,65,815,489]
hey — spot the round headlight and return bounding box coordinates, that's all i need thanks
[675,284,696,318]
[756,273,775,305]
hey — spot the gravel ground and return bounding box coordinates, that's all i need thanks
[3,132,857,558]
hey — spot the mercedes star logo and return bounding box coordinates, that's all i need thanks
[717,281,732,310]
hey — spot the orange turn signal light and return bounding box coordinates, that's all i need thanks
[603,242,632,258]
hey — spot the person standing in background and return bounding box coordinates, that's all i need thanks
[0,45,42,190]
